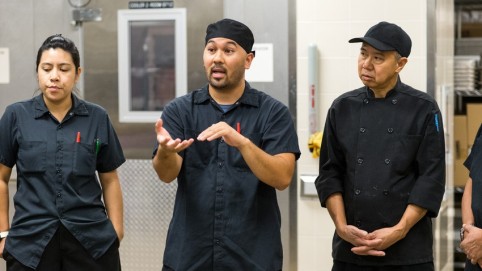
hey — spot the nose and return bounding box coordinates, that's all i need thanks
[50,68,60,80]
[212,50,223,63]
[362,57,373,69]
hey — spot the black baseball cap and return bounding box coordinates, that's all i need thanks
[205,18,255,55]
[349,21,412,57]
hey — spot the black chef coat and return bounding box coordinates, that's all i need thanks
[315,78,446,266]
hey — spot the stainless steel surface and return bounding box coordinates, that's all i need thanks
[118,159,177,270]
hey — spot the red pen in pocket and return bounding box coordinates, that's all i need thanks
[76,132,81,143]
[236,122,241,134]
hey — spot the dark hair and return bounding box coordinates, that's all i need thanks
[35,34,80,74]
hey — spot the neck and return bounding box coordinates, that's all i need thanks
[44,96,72,122]
[371,76,398,98]
[209,81,245,105]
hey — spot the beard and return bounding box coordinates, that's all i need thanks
[206,64,245,91]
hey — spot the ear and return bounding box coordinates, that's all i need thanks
[244,53,255,69]
[75,67,83,82]
[395,57,408,73]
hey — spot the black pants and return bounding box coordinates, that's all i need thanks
[332,260,434,271]
[4,225,121,271]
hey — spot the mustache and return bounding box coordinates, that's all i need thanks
[210,65,226,73]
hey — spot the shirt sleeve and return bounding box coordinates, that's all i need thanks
[464,123,482,172]
[0,105,18,168]
[315,107,346,207]
[407,108,446,217]
[96,112,126,173]
[261,102,300,160]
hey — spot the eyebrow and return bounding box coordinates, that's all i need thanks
[206,40,239,47]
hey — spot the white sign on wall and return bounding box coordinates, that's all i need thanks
[0,48,9,84]
[245,43,273,82]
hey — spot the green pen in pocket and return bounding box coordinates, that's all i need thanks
[95,138,100,155]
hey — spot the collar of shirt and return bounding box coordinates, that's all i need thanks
[33,94,89,119]
[193,81,260,108]
[365,76,402,98]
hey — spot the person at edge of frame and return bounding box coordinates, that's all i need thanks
[461,123,482,270]
[0,34,125,271]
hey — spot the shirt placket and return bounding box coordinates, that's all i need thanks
[55,123,65,219]
[213,113,226,266]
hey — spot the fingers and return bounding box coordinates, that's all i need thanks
[351,246,386,257]
[155,119,163,133]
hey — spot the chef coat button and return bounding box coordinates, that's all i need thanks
[359,127,366,133]
[363,98,369,104]
[387,128,394,133]
[392,99,398,104]
[384,159,391,165]
[357,158,363,164]
[383,190,389,196]
[355,189,361,195]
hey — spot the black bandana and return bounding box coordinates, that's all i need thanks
[205,18,254,54]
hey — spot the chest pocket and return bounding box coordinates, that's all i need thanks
[17,141,47,173]
[73,142,96,176]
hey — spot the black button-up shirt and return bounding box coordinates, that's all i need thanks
[315,79,446,266]
[154,83,300,270]
[464,124,482,271]
[0,94,125,269]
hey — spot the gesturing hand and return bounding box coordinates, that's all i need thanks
[155,119,194,155]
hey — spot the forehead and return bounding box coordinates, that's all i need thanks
[39,48,73,64]
[205,37,239,47]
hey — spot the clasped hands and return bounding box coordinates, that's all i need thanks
[339,224,406,257]
[460,224,482,266]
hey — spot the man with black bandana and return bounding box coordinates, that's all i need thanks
[315,21,445,270]
[152,18,300,270]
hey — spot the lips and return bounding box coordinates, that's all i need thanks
[360,74,373,81]
[211,66,226,79]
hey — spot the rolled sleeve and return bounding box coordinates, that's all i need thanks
[408,110,446,217]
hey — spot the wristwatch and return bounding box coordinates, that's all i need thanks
[0,231,8,240]
[460,227,465,241]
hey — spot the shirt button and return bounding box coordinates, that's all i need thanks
[215,239,220,245]
[57,193,61,198]
[392,99,398,105]
[218,162,223,168]
[387,128,394,133]
[357,158,363,164]
[384,159,391,165]
[363,98,369,104]
[359,128,366,133]
[383,190,389,196]
[355,189,361,195]
[355,220,361,227]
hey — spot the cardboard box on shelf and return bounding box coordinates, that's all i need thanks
[467,103,482,147]
[454,115,470,187]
